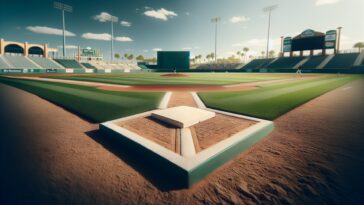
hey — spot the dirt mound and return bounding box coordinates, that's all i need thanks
[160,73,190,77]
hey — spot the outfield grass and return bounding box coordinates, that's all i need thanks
[0,77,163,122]
[199,75,360,120]
[44,73,294,85]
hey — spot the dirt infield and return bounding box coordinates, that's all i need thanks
[160,73,190,77]
[191,114,256,151]
[6,75,317,92]
[117,116,178,153]
[1,79,363,204]
[167,92,198,107]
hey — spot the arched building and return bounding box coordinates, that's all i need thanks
[0,38,57,57]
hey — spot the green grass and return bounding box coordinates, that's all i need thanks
[0,77,163,122]
[44,73,295,85]
[199,75,360,120]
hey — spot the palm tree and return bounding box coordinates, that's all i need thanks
[123,53,128,61]
[240,52,245,63]
[243,47,249,62]
[261,51,265,58]
[114,53,120,62]
[136,55,144,61]
[353,42,364,52]
[269,50,275,58]
[128,54,134,61]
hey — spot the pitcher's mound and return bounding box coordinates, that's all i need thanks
[161,73,190,77]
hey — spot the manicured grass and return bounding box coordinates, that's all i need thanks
[0,77,163,122]
[199,75,359,120]
[44,73,295,85]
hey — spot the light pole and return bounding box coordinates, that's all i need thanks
[263,5,278,59]
[211,17,221,62]
[54,2,72,58]
[337,26,343,54]
[280,36,284,57]
[110,16,118,62]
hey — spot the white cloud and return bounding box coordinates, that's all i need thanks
[143,49,149,53]
[185,12,190,16]
[152,48,163,52]
[93,12,118,22]
[81,33,133,42]
[26,26,75,36]
[144,8,177,21]
[315,0,340,6]
[115,36,133,42]
[82,33,111,41]
[57,45,78,49]
[182,47,192,50]
[230,16,250,24]
[120,21,131,27]
[232,38,281,52]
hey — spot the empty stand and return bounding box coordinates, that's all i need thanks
[81,63,97,69]
[2,55,41,69]
[0,56,11,69]
[301,55,327,69]
[54,59,84,69]
[241,59,274,69]
[266,57,306,69]
[29,57,64,69]
[324,53,359,69]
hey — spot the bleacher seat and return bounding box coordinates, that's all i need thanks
[324,53,359,69]
[301,55,327,69]
[29,57,64,69]
[3,55,40,69]
[266,57,305,69]
[241,59,274,69]
[81,63,97,69]
[0,56,10,69]
[54,59,84,69]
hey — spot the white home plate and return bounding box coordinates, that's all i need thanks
[151,106,215,128]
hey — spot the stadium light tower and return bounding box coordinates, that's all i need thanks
[54,2,72,58]
[211,17,221,62]
[109,15,118,62]
[263,5,278,59]
[337,26,343,53]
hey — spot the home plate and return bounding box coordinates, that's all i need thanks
[151,106,215,128]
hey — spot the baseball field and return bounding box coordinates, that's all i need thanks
[0,73,358,121]
[1,72,363,204]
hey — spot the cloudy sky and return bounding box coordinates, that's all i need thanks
[0,0,363,59]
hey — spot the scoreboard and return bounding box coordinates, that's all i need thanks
[157,51,190,70]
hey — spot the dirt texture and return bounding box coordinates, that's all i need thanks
[1,79,363,205]
[190,114,256,151]
[117,116,178,153]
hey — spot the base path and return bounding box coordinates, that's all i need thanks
[1,79,363,204]
[5,75,318,92]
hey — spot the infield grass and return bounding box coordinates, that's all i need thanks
[199,75,359,120]
[0,77,163,122]
[44,73,295,85]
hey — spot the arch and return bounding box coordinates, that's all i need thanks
[28,46,44,55]
[4,44,24,54]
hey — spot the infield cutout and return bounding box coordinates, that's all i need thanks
[100,92,274,187]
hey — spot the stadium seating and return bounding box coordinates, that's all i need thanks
[324,53,359,69]
[29,57,64,69]
[54,59,84,69]
[241,59,274,69]
[195,63,242,70]
[266,57,306,69]
[81,63,97,69]
[2,55,40,69]
[0,56,11,69]
[301,55,327,69]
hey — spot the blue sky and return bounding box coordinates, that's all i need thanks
[0,0,363,59]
